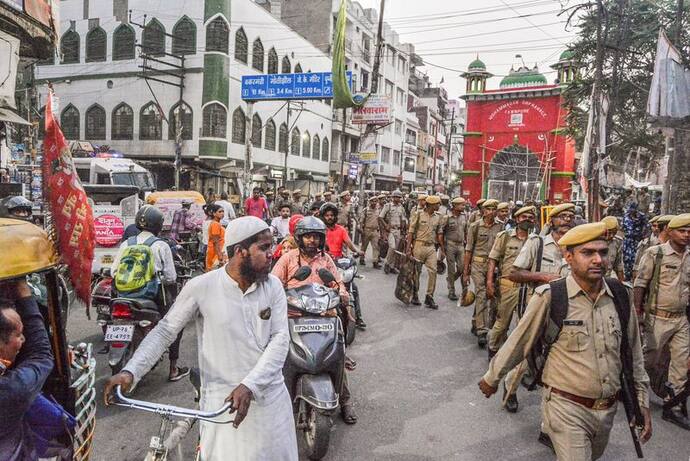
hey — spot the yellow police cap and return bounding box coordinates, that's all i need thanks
[649,215,659,223]
[418,193,428,200]
[483,199,499,208]
[657,214,675,224]
[668,213,690,229]
[558,222,607,247]
[339,191,350,198]
[514,205,536,217]
[601,216,619,230]
[377,194,387,200]
[548,203,576,219]
[292,189,302,194]
[426,195,441,205]
[497,202,509,211]
[451,197,466,205]
[476,198,487,207]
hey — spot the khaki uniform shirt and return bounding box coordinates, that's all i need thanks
[607,236,624,277]
[408,210,443,245]
[338,202,354,229]
[438,205,449,216]
[484,275,650,408]
[634,242,690,312]
[443,213,467,245]
[513,233,568,277]
[633,235,659,271]
[379,202,407,230]
[359,206,380,231]
[637,192,651,214]
[469,209,482,224]
[489,229,526,277]
[465,219,503,258]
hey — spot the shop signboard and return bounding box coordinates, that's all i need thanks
[352,95,392,125]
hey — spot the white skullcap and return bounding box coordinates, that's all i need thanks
[225,216,269,249]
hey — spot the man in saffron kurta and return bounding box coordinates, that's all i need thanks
[104,216,298,461]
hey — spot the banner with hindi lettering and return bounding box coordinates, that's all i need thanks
[43,88,95,307]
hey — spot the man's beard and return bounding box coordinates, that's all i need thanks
[240,256,269,282]
[302,245,319,257]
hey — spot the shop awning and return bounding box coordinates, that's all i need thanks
[0,107,30,125]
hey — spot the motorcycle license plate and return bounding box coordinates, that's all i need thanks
[101,255,113,265]
[105,324,134,342]
[293,324,334,333]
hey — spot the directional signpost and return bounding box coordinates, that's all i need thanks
[241,71,352,101]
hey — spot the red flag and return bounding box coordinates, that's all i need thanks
[43,88,95,307]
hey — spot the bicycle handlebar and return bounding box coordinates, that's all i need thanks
[113,386,234,423]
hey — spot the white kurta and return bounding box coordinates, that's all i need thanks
[123,269,298,461]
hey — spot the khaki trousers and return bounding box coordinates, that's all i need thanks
[413,242,437,297]
[644,314,690,394]
[445,241,464,294]
[541,388,617,461]
[385,228,403,266]
[361,229,380,261]
[488,280,520,351]
[471,259,493,334]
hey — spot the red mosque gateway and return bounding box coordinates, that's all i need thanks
[460,52,578,204]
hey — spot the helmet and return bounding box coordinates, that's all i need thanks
[392,190,403,198]
[294,216,327,251]
[135,205,165,235]
[319,202,338,218]
[437,260,446,275]
[461,289,476,307]
[0,196,33,221]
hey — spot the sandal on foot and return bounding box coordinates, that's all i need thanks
[168,366,191,382]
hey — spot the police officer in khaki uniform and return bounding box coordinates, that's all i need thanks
[463,199,503,346]
[338,191,355,233]
[480,223,652,460]
[634,213,690,429]
[496,201,510,227]
[410,193,427,217]
[358,195,381,268]
[486,206,536,361]
[406,195,445,309]
[633,215,670,279]
[442,197,467,301]
[380,190,408,274]
[468,198,486,224]
[272,189,293,217]
[438,194,450,215]
[601,216,625,280]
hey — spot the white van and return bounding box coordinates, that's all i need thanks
[74,156,156,192]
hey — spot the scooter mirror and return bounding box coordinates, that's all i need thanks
[317,268,336,285]
[293,266,312,282]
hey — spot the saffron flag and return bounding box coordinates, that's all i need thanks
[43,88,95,307]
[332,0,365,109]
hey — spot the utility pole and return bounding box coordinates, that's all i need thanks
[283,100,291,188]
[243,102,254,206]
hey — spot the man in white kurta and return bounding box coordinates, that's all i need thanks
[105,217,298,461]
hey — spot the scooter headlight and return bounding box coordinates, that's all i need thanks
[304,296,330,314]
[340,267,355,283]
[287,295,305,310]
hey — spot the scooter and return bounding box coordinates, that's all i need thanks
[335,255,365,345]
[283,267,345,461]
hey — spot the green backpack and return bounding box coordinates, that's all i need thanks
[114,236,161,299]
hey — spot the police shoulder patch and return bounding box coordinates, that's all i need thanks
[534,283,552,295]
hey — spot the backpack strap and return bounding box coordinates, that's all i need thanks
[534,235,545,273]
[530,277,568,388]
[604,277,634,381]
[142,235,160,247]
[127,236,138,246]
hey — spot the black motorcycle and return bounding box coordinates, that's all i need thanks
[334,256,365,345]
[283,267,345,461]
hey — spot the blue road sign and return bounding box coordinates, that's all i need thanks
[241,71,352,101]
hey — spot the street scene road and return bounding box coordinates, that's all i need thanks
[68,263,690,461]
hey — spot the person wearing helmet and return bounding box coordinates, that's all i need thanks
[110,205,189,382]
[0,196,33,221]
[319,202,363,261]
[271,216,358,425]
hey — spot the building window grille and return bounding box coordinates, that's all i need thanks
[312,135,320,160]
[251,113,262,147]
[281,56,291,73]
[172,17,196,55]
[231,107,246,144]
[265,119,276,150]
[85,104,106,139]
[142,19,166,57]
[207,17,229,54]
[267,48,278,74]
[302,131,311,157]
[169,102,193,140]
[112,25,135,60]
[252,38,264,71]
[233,26,247,60]
[202,103,227,138]
[112,103,133,140]
[278,123,288,153]
[290,128,300,156]
[61,31,80,64]
[60,104,80,140]
[321,137,329,162]
[140,102,163,140]
[85,27,107,62]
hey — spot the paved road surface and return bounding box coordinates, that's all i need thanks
[68,262,690,460]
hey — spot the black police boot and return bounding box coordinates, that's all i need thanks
[359,257,365,265]
[383,264,390,274]
[477,332,487,348]
[663,406,690,430]
[373,262,382,269]
[503,383,518,413]
[425,295,439,310]
[448,289,458,301]
[410,294,422,306]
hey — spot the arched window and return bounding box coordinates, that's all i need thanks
[202,103,227,138]
[265,119,276,150]
[85,104,106,139]
[321,137,329,162]
[302,131,311,158]
[172,17,196,55]
[278,123,288,153]
[290,128,300,156]
[294,63,303,74]
[169,102,193,140]
[234,27,247,62]
[60,105,80,140]
[207,17,229,54]
[112,103,134,140]
[281,56,291,73]
[267,48,278,74]
[112,24,135,60]
[251,113,262,147]
[312,135,320,160]
[142,19,166,57]
[60,30,80,64]
[140,102,162,140]
[252,38,264,71]
[85,27,106,62]
[231,107,246,144]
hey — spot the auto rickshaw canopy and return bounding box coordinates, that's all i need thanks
[146,190,205,205]
[0,218,59,281]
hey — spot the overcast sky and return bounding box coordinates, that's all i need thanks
[355,0,578,107]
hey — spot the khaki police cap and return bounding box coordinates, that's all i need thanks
[476,198,487,207]
[558,222,607,247]
[339,191,350,198]
[648,215,659,224]
[548,203,576,219]
[668,213,690,229]
[377,194,387,200]
[418,193,428,200]
[392,190,403,197]
[426,195,441,205]
[514,205,536,217]
[482,199,499,209]
[451,197,466,205]
[601,216,619,230]
[657,214,675,224]
[292,189,302,195]
[497,202,509,211]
